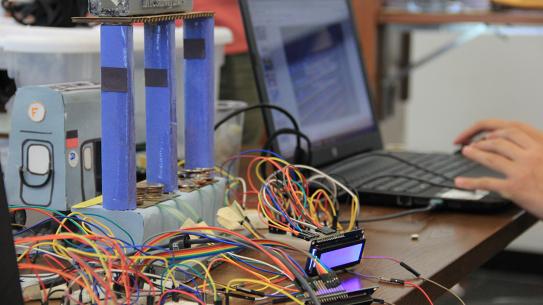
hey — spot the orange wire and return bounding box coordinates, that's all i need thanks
[18,263,101,304]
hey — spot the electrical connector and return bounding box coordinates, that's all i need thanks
[399,262,421,278]
[169,234,191,250]
[305,287,376,305]
[378,277,405,286]
[317,226,336,235]
[320,272,341,289]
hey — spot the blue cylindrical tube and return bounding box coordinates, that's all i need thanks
[100,24,137,210]
[184,17,215,171]
[144,21,178,192]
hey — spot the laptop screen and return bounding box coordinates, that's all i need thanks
[242,0,381,164]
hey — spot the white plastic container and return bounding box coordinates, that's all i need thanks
[215,100,247,173]
[0,24,233,145]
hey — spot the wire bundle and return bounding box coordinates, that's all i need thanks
[11,206,331,305]
[9,151,468,305]
[218,151,360,235]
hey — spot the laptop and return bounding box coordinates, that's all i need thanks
[240,0,508,211]
[0,163,24,305]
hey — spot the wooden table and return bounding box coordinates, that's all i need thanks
[347,206,537,304]
[26,206,537,305]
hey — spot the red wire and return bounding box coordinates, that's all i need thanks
[18,263,100,303]
[405,281,434,305]
[10,208,75,233]
[42,253,67,270]
[69,252,119,305]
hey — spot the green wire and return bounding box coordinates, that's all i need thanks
[9,205,86,233]
[10,205,139,252]
[79,212,137,247]
[291,180,309,210]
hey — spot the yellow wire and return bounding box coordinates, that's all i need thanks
[19,241,94,291]
[257,190,293,233]
[180,259,218,299]
[131,255,178,287]
[217,255,273,285]
[243,222,262,238]
[227,278,304,305]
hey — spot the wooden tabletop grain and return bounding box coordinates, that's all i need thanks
[26,206,537,305]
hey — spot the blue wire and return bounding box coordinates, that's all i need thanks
[239,149,284,159]
[164,262,208,300]
[265,186,302,232]
[13,217,51,236]
[15,215,137,253]
[285,252,308,277]
[93,279,99,304]
[159,265,202,300]
[227,254,283,276]
[125,271,141,305]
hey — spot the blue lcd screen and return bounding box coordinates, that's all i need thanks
[319,243,364,269]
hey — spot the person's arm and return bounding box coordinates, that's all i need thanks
[454,119,543,219]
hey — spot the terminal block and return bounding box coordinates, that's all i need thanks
[89,0,193,17]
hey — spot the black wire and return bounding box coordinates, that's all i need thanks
[258,127,313,179]
[339,168,477,224]
[340,202,438,224]
[46,288,66,303]
[271,250,321,305]
[214,104,301,150]
[353,174,463,191]
[262,127,312,165]
[214,103,312,167]
[336,173,472,224]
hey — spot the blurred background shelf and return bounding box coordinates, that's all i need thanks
[352,0,543,118]
[380,9,543,25]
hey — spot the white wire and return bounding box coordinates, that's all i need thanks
[15,244,71,261]
[307,175,338,198]
[260,164,360,231]
[257,283,296,300]
[259,178,319,230]
[234,177,248,208]
[227,253,286,275]
[294,164,360,229]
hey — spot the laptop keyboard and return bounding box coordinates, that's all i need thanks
[339,153,478,195]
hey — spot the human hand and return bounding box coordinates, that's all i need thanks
[454,119,543,146]
[455,126,543,219]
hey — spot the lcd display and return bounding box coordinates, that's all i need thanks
[319,243,364,269]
